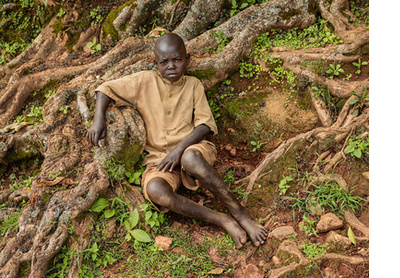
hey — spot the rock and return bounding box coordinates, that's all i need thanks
[155,236,173,250]
[171,221,183,228]
[230,148,237,156]
[325,231,352,249]
[362,171,369,179]
[316,213,343,233]
[269,226,296,240]
[272,256,281,267]
[243,264,264,278]
[225,144,233,151]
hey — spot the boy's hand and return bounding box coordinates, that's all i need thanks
[156,148,183,172]
[86,91,111,146]
[86,120,107,146]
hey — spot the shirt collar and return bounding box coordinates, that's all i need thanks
[157,72,185,86]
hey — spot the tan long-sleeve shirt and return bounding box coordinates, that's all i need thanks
[96,70,218,165]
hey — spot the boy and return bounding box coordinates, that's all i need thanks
[86,33,267,248]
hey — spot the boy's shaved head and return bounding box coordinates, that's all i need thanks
[154,33,189,82]
[155,33,186,55]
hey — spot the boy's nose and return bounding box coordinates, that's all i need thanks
[167,61,176,69]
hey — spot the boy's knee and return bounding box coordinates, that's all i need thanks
[181,148,203,171]
[146,178,174,206]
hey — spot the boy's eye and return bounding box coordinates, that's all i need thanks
[160,61,167,65]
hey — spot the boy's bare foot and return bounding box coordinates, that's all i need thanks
[221,216,248,249]
[235,210,267,247]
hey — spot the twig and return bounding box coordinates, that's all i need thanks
[169,0,181,25]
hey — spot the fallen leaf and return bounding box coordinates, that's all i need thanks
[207,267,224,275]
[348,227,356,246]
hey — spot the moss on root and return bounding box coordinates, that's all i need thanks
[101,0,137,41]
[282,9,302,20]
[115,134,143,175]
[187,68,217,81]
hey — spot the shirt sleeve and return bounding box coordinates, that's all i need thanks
[95,75,138,107]
[192,80,218,135]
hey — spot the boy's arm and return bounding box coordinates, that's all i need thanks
[156,124,211,172]
[86,91,111,146]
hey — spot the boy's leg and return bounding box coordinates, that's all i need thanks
[180,148,267,246]
[146,177,247,248]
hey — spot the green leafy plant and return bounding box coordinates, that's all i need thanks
[348,87,369,116]
[84,242,115,267]
[343,73,352,81]
[326,63,344,78]
[223,168,236,186]
[345,136,369,159]
[352,58,368,74]
[86,37,101,55]
[278,175,293,195]
[205,31,228,54]
[47,246,75,278]
[139,203,166,233]
[300,215,318,236]
[0,210,22,236]
[16,105,44,124]
[103,157,125,185]
[288,175,367,219]
[239,62,263,79]
[299,242,328,268]
[123,208,152,245]
[125,163,145,185]
[250,140,263,152]
[206,91,221,122]
[231,187,250,201]
[45,89,57,99]
[89,6,104,27]
[59,105,71,114]
[56,7,66,18]
[10,175,33,191]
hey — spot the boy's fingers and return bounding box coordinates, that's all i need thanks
[169,162,177,172]
[94,133,100,146]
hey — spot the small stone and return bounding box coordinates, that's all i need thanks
[316,213,343,233]
[325,231,351,249]
[227,128,236,133]
[269,226,296,240]
[155,236,173,250]
[272,255,281,267]
[244,264,264,278]
[225,144,233,151]
[362,171,369,179]
[171,221,182,228]
[230,148,237,156]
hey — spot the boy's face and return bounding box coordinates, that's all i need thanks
[154,42,189,83]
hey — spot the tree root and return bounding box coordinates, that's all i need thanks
[240,107,368,205]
